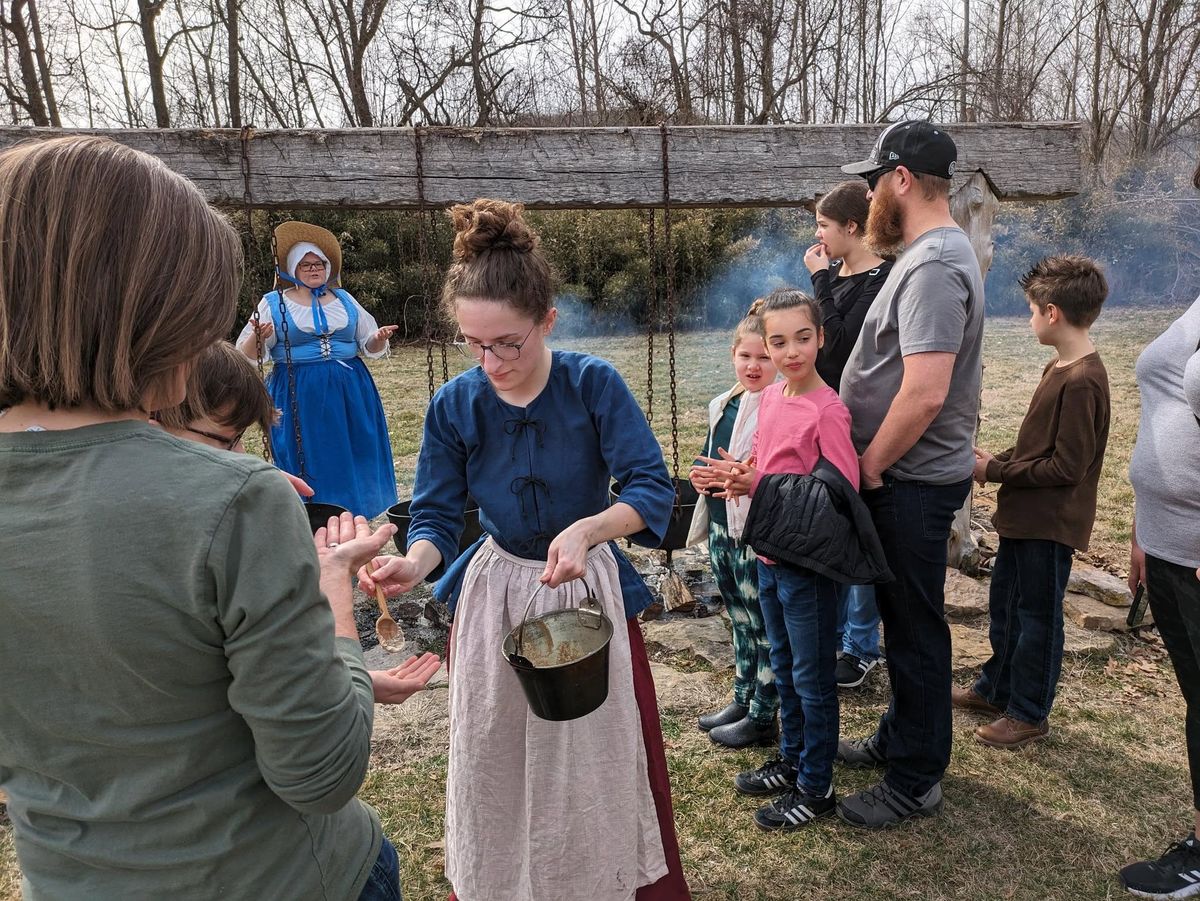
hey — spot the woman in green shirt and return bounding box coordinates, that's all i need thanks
[0,136,431,901]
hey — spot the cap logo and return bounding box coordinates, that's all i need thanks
[887,151,900,161]
[948,160,956,176]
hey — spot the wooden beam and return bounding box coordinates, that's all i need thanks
[0,123,1082,210]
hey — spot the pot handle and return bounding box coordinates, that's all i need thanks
[514,576,601,654]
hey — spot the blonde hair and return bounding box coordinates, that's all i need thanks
[733,297,767,346]
[0,137,240,411]
[440,199,557,324]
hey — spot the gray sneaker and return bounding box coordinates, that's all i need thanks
[837,781,943,829]
[836,733,887,769]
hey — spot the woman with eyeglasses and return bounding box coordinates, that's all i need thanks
[358,199,691,901]
[236,221,399,518]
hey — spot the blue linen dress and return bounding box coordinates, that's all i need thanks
[406,350,674,618]
[265,289,398,518]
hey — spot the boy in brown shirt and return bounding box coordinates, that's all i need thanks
[952,255,1111,749]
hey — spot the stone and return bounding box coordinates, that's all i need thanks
[641,615,734,670]
[638,601,665,622]
[1064,591,1150,632]
[944,568,990,620]
[1068,562,1133,608]
[950,623,991,668]
[1062,623,1118,658]
[649,662,724,712]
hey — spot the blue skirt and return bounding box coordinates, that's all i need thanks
[268,356,398,519]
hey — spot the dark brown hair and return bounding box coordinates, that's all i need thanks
[733,297,767,345]
[0,136,240,411]
[441,199,557,323]
[1019,254,1109,327]
[154,341,277,436]
[760,288,821,331]
[816,181,871,233]
[1193,156,1200,192]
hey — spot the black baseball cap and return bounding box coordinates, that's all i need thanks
[842,121,958,180]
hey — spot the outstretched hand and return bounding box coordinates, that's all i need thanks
[370,652,442,704]
[315,513,397,577]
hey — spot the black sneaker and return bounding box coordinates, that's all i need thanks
[836,733,887,769]
[734,754,799,797]
[837,780,943,829]
[754,784,836,832]
[1120,833,1200,899]
[835,654,880,689]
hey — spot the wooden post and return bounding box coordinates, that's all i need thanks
[947,170,1001,572]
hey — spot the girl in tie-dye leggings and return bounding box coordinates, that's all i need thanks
[687,299,780,748]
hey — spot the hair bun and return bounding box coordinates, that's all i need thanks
[449,199,537,261]
[746,297,766,316]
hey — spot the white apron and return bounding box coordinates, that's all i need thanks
[445,538,667,901]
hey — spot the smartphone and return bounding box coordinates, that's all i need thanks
[1127,582,1148,629]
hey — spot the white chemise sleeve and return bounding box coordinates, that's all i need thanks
[349,294,390,359]
[235,297,278,363]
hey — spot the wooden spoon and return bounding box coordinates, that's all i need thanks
[369,559,405,652]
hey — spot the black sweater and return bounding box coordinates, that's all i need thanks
[810,258,894,392]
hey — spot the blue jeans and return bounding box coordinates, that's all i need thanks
[837,583,881,661]
[757,560,840,795]
[357,837,402,901]
[863,476,972,798]
[972,537,1073,723]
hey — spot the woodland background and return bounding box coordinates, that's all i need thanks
[2,0,1198,329]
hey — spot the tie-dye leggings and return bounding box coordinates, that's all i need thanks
[708,518,779,724]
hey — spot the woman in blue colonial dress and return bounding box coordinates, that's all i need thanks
[236,221,398,518]
[359,200,690,901]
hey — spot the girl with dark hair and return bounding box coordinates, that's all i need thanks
[360,199,690,901]
[806,180,893,690]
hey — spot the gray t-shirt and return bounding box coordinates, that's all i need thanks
[840,226,986,484]
[1129,296,1200,569]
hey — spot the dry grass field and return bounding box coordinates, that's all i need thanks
[1,306,1192,901]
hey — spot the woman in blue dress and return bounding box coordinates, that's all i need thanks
[236,221,398,518]
[359,200,690,901]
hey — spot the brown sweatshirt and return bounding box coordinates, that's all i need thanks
[986,352,1110,550]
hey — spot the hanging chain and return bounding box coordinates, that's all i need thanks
[240,125,271,461]
[660,123,680,480]
[644,209,656,426]
[415,124,438,401]
[273,228,307,482]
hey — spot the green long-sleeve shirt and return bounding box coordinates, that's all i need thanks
[0,421,380,900]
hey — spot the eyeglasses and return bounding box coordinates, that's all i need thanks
[297,261,327,272]
[865,167,894,191]
[453,325,538,362]
[184,424,246,451]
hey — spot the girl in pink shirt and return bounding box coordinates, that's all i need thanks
[700,288,856,832]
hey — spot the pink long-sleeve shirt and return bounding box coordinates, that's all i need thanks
[748,382,860,495]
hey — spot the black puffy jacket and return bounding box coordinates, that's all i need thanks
[742,459,893,585]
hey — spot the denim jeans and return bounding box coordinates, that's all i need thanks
[1145,554,1200,809]
[757,559,840,795]
[837,583,882,661]
[972,537,1073,723]
[357,837,402,901]
[863,476,972,798]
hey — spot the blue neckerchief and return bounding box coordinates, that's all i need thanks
[276,267,332,335]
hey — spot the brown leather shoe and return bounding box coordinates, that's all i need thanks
[975,715,1050,750]
[951,685,1002,717]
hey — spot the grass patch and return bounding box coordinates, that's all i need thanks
[3,308,1190,900]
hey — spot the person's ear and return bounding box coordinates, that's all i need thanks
[543,307,558,335]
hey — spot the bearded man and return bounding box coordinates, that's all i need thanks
[834,121,987,828]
